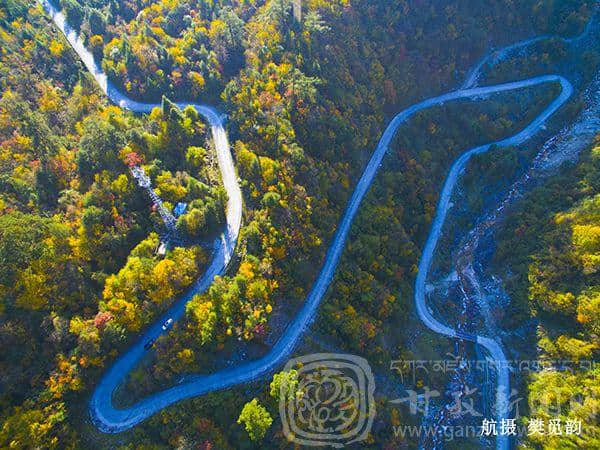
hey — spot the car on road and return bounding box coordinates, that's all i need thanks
[144,338,155,350]
[162,318,174,331]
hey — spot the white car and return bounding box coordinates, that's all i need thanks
[162,318,174,331]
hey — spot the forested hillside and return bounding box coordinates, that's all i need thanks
[0,0,595,447]
[491,136,600,449]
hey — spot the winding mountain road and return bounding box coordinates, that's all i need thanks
[462,10,595,90]
[39,1,590,448]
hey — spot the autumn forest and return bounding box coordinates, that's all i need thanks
[0,0,598,448]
